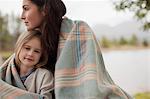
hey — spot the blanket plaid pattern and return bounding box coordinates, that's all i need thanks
[0,18,133,99]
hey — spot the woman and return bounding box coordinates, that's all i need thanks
[0,0,133,99]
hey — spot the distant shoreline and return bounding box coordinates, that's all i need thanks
[101,46,150,52]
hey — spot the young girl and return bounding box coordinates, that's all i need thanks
[0,30,53,99]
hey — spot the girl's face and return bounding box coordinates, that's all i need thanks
[19,37,42,68]
[21,0,45,30]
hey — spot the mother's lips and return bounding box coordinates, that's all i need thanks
[24,22,28,25]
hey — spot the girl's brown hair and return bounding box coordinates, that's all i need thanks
[15,30,48,68]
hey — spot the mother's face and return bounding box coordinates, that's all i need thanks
[21,0,45,31]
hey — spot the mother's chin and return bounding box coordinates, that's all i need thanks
[26,27,39,31]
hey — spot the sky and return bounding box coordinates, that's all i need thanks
[0,0,134,27]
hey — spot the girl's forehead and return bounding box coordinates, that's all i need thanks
[23,37,41,45]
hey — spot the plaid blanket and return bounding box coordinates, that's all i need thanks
[0,18,133,99]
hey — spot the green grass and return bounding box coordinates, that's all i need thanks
[0,51,13,61]
[134,92,150,99]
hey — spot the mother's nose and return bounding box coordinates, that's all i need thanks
[20,12,25,20]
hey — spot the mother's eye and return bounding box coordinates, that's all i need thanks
[23,6,29,11]
[34,50,41,53]
[24,7,28,11]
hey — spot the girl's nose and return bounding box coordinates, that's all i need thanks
[28,50,34,56]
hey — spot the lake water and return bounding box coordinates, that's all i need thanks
[102,49,150,95]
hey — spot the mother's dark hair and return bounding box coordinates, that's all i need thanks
[31,0,66,73]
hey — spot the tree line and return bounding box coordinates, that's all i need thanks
[0,11,23,51]
[99,34,149,48]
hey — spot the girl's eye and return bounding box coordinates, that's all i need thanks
[25,47,30,50]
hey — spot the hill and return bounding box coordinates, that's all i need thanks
[92,20,150,41]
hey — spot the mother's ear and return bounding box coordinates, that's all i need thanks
[40,5,47,16]
[42,10,46,16]
[41,8,46,16]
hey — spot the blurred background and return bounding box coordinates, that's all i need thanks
[0,0,150,98]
